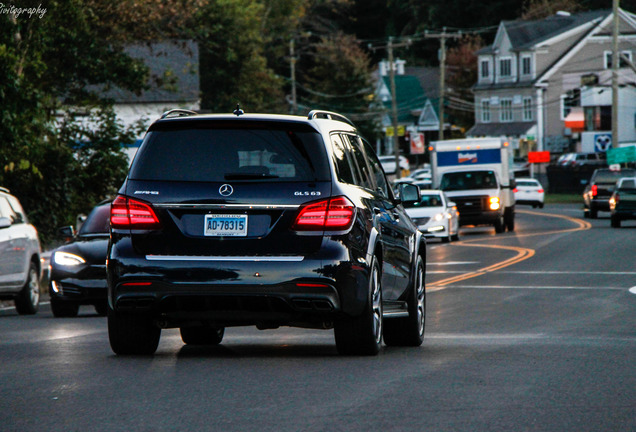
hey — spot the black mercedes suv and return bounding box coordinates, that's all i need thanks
[107,109,426,356]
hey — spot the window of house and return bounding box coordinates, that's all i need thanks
[499,58,512,77]
[481,100,491,123]
[561,89,581,120]
[523,97,533,121]
[584,106,612,131]
[604,50,632,69]
[500,98,513,122]
[522,56,532,76]
[480,60,490,79]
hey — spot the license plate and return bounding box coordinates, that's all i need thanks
[204,214,248,237]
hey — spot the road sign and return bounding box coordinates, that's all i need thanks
[528,151,550,164]
[607,146,636,165]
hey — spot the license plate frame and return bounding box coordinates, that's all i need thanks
[204,214,248,237]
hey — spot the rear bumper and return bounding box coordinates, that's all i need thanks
[107,237,371,327]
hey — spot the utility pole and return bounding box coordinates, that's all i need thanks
[611,0,620,149]
[290,38,297,114]
[369,37,412,179]
[425,29,462,141]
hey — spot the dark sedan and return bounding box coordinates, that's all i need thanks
[48,201,110,317]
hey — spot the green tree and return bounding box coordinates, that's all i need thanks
[196,0,285,113]
[301,32,380,139]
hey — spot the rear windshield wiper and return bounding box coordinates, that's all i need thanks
[224,173,280,180]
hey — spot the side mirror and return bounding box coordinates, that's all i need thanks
[58,226,75,242]
[509,178,517,189]
[0,217,11,229]
[398,183,421,206]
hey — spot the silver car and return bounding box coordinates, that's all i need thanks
[0,187,41,314]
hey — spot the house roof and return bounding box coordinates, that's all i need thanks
[101,40,200,104]
[477,10,610,54]
[466,122,535,138]
[381,75,428,123]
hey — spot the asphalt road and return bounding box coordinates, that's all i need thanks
[1,204,634,432]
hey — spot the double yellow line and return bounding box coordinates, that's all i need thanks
[427,210,591,290]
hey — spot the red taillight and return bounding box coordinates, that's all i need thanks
[293,196,355,231]
[537,188,544,193]
[591,184,598,197]
[110,195,161,229]
[513,188,518,193]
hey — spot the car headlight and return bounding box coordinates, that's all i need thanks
[489,197,500,210]
[53,251,86,266]
[432,212,445,222]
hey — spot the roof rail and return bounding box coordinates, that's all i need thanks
[307,110,355,127]
[160,109,198,119]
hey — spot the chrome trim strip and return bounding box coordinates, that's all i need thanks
[145,255,304,262]
[153,203,299,210]
[382,310,410,318]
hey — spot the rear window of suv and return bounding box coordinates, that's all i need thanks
[130,124,331,182]
[592,169,636,184]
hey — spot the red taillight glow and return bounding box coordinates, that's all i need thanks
[513,188,519,193]
[537,188,544,193]
[111,195,161,229]
[591,184,598,197]
[293,196,355,231]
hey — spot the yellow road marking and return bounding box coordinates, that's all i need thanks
[427,209,591,290]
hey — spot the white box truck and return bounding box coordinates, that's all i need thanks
[429,138,515,233]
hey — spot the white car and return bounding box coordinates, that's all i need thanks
[0,187,42,314]
[514,177,545,208]
[379,155,410,175]
[403,190,460,242]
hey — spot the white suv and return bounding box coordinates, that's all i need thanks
[0,187,41,314]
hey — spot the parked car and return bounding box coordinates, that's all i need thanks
[0,187,41,314]
[610,177,636,228]
[583,168,636,218]
[514,177,545,208]
[107,109,427,356]
[558,152,606,168]
[403,190,460,242]
[378,154,410,175]
[48,200,111,317]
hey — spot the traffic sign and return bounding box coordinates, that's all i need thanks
[607,146,636,165]
[528,151,550,164]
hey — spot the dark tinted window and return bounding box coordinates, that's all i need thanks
[593,169,636,184]
[440,171,498,191]
[345,135,372,190]
[361,138,390,198]
[331,134,356,184]
[131,128,330,182]
[79,204,111,235]
[403,193,443,208]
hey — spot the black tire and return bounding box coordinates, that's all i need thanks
[334,255,383,356]
[180,325,225,345]
[441,235,450,243]
[108,308,160,355]
[590,208,598,219]
[94,302,108,316]
[15,262,39,315]
[494,214,505,233]
[505,208,515,232]
[451,232,460,242]
[384,255,425,347]
[611,215,621,228]
[51,298,80,318]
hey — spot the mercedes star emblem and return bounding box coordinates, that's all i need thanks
[219,184,234,197]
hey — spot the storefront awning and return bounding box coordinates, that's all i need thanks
[564,108,584,132]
